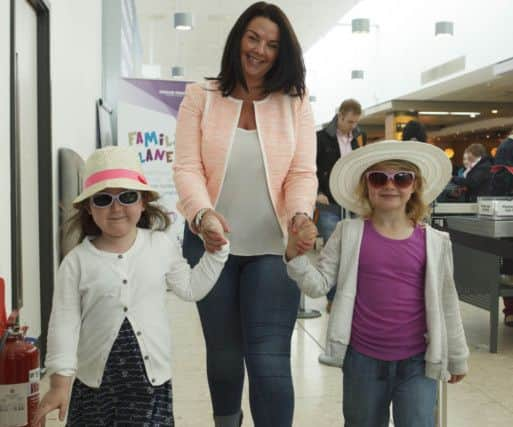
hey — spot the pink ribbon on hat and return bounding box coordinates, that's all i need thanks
[84,168,148,189]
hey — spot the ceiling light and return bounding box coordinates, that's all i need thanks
[174,12,193,30]
[444,148,455,159]
[352,18,370,34]
[491,109,498,114]
[351,70,364,79]
[171,66,185,78]
[435,21,454,37]
[450,112,480,116]
[419,111,481,117]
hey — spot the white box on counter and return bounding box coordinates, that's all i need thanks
[478,197,513,218]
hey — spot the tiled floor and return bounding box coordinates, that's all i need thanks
[41,295,513,426]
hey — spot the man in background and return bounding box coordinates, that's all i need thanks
[316,99,366,312]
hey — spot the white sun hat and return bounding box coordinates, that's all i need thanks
[329,140,452,216]
[73,146,159,206]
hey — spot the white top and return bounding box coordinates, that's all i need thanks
[215,128,285,256]
[286,219,469,381]
[336,129,353,158]
[45,228,229,388]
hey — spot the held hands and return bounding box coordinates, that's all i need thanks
[316,193,330,206]
[286,215,318,261]
[35,374,72,427]
[199,210,231,253]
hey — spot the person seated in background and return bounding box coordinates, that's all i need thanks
[402,120,427,142]
[451,143,492,202]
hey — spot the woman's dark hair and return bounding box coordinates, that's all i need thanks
[211,2,306,98]
[64,192,170,243]
[402,120,427,142]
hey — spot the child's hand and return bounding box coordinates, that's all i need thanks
[199,210,230,253]
[35,375,72,426]
[286,219,318,261]
[448,374,465,384]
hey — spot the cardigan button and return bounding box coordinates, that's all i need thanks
[123,307,128,312]
[118,254,123,259]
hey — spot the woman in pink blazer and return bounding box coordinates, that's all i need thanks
[174,2,317,426]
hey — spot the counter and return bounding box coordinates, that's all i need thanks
[434,215,513,353]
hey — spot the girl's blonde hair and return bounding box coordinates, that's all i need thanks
[63,191,170,243]
[355,159,430,224]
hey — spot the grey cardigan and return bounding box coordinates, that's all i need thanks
[286,219,469,381]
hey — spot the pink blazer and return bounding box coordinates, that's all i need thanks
[173,81,317,235]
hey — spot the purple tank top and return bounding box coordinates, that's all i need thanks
[350,220,427,361]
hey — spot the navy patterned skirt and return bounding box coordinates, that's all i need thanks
[66,318,174,426]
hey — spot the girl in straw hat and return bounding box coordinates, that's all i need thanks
[285,140,469,427]
[36,146,229,426]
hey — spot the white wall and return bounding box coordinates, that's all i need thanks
[50,0,102,271]
[0,0,102,329]
[51,0,102,160]
[0,1,11,314]
[306,0,513,124]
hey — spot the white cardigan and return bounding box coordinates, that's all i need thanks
[286,219,469,381]
[45,229,229,387]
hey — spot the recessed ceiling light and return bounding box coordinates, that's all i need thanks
[352,18,370,34]
[171,66,185,78]
[435,21,454,37]
[174,13,193,30]
[491,109,498,114]
[450,112,480,116]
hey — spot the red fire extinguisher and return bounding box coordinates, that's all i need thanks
[0,277,40,427]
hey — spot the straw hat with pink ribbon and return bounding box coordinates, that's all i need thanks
[73,146,159,206]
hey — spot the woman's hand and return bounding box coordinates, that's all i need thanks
[35,374,72,426]
[316,193,330,206]
[286,216,317,260]
[200,210,231,253]
[292,215,317,254]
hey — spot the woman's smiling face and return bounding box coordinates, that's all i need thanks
[239,16,280,86]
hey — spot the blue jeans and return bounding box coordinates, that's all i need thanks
[342,346,437,427]
[316,203,341,302]
[183,226,300,427]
